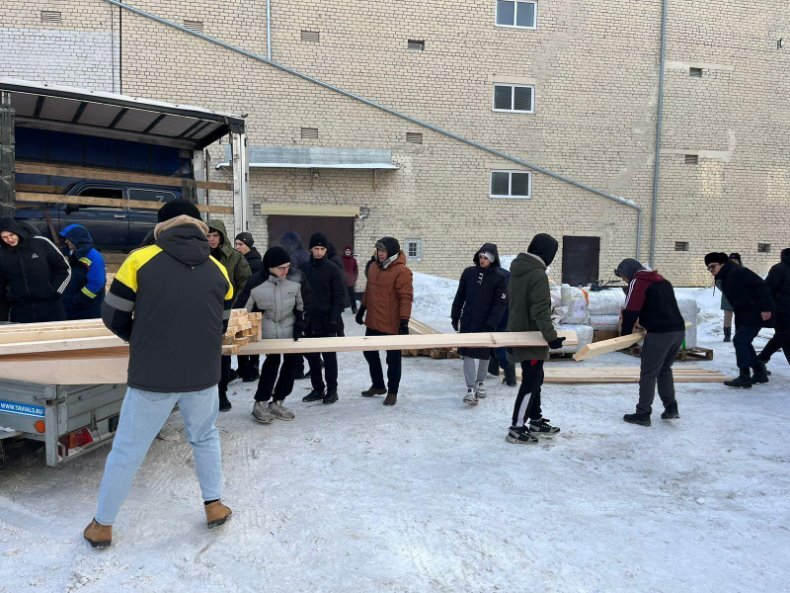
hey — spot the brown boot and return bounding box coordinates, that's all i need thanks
[205,500,232,528]
[383,392,397,406]
[83,519,112,548]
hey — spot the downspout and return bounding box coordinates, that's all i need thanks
[101,0,642,258]
[649,0,669,267]
[266,0,272,60]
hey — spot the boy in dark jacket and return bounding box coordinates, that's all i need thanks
[615,258,685,426]
[60,224,106,320]
[761,248,790,368]
[233,232,263,381]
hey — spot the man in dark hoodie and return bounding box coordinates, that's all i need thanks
[705,252,773,387]
[615,258,685,426]
[83,199,234,549]
[342,245,359,313]
[451,243,508,405]
[207,219,251,411]
[59,224,106,320]
[233,232,263,381]
[505,233,565,444]
[0,218,70,322]
[761,248,790,368]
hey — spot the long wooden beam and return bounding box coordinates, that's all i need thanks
[572,332,646,361]
[17,192,233,215]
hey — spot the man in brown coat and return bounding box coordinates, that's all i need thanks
[355,236,413,406]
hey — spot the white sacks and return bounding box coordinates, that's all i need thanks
[551,324,594,354]
[587,315,621,331]
[676,294,700,349]
[587,288,626,316]
[560,284,589,324]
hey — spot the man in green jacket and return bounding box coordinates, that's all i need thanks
[207,219,252,411]
[506,233,566,444]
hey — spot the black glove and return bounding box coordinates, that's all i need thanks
[355,306,366,325]
[293,325,304,342]
[293,311,306,341]
[547,336,566,350]
[399,319,410,335]
[451,318,459,332]
[327,320,339,338]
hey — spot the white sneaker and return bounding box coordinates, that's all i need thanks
[476,382,487,398]
[269,400,295,421]
[252,401,274,424]
[463,388,479,405]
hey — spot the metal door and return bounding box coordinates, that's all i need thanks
[561,236,600,286]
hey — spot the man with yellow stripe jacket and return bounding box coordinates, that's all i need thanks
[84,201,234,549]
[60,224,106,320]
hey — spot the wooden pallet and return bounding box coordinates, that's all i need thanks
[222,310,262,354]
[627,345,714,361]
[402,318,460,359]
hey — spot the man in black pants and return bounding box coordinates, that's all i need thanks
[762,248,790,369]
[615,259,686,427]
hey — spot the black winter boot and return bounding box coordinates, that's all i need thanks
[218,392,232,412]
[623,412,651,426]
[503,364,517,387]
[723,327,732,342]
[487,354,500,377]
[661,402,680,419]
[302,388,325,402]
[751,365,769,384]
[724,369,753,389]
[322,389,339,404]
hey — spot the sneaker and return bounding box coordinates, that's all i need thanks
[302,389,325,402]
[361,385,387,397]
[83,519,112,548]
[219,394,232,412]
[661,403,680,419]
[463,388,479,406]
[269,400,295,420]
[506,426,538,444]
[623,412,651,426]
[529,417,560,436]
[205,500,232,528]
[476,382,487,399]
[323,390,339,405]
[251,401,274,424]
[383,392,398,406]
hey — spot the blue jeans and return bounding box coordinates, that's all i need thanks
[95,385,223,525]
[733,325,761,371]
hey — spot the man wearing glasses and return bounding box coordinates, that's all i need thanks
[704,252,773,388]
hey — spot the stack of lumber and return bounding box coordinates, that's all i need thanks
[403,318,460,359]
[222,311,262,354]
[541,367,726,384]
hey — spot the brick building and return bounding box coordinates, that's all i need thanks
[2,0,788,286]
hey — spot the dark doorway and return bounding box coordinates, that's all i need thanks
[267,215,355,254]
[562,236,600,286]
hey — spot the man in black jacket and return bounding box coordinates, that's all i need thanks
[302,232,346,405]
[705,252,773,387]
[615,259,685,426]
[233,232,263,381]
[83,200,234,548]
[761,248,790,368]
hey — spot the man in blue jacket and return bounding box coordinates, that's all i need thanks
[60,224,106,319]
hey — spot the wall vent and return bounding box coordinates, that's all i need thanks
[183,19,204,32]
[757,243,772,253]
[301,30,320,43]
[41,11,62,24]
[674,241,689,251]
[689,67,703,78]
[301,127,319,140]
[407,39,425,51]
[406,132,423,144]
[684,154,699,165]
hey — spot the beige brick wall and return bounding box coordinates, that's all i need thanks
[3,0,789,286]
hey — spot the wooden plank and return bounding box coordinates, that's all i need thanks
[542,367,726,384]
[0,335,126,356]
[0,326,112,345]
[16,161,232,191]
[17,192,233,214]
[573,332,646,361]
[16,183,62,194]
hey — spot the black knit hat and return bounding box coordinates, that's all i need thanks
[235,232,254,249]
[309,232,329,249]
[157,199,201,222]
[728,252,741,262]
[263,246,291,269]
[375,236,400,258]
[704,252,729,266]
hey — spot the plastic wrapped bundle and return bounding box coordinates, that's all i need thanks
[587,288,626,316]
[587,315,621,331]
[560,284,589,324]
[676,295,699,348]
[550,323,593,354]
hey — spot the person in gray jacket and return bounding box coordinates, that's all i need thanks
[246,246,306,423]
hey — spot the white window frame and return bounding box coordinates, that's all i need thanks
[495,1,537,30]
[405,238,423,262]
[492,84,535,114]
[490,170,532,199]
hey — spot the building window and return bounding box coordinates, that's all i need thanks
[495,1,537,29]
[405,239,423,262]
[493,84,534,113]
[689,67,703,78]
[684,154,699,165]
[407,39,425,51]
[301,127,319,140]
[757,243,772,253]
[674,241,689,251]
[183,19,204,33]
[301,30,320,42]
[406,132,423,144]
[490,171,531,198]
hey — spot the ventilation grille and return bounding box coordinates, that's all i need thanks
[684,154,699,165]
[674,241,689,252]
[757,243,772,253]
[301,127,319,140]
[406,132,423,144]
[41,11,62,24]
[301,30,320,43]
[689,67,703,78]
[407,39,425,51]
[252,203,262,216]
[183,19,204,32]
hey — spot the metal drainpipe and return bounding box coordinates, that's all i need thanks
[649,0,669,267]
[101,0,643,259]
[266,0,272,60]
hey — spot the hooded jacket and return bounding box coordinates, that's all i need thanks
[59,224,106,319]
[765,248,790,316]
[506,234,559,362]
[281,231,310,271]
[206,219,251,303]
[361,250,413,335]
[620,270,685,335]
[0,218,71,306]
[341,246,359,287]
[102,215,234,392]
[451,242,508,359]
[714,261,774,327]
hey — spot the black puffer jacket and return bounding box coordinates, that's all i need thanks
[766,248,790,315]
[715,261,774,327]
[243,247,263,275]
[304,254,345,336]
[451,243,508,359]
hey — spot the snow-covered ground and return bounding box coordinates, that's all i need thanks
[1,274,788,593]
